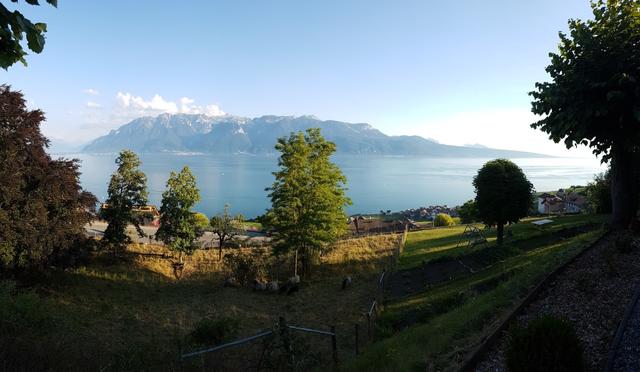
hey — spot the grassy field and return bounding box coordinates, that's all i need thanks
[0,234,400,371]
[400,214,608,270]
[344,214,608,371]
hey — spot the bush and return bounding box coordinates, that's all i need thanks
[433,213,455,227]
[190,317,240,346]
[222,249,269,284]
[506,316,584,372]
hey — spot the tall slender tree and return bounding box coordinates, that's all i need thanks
[210,204,244,260]
[265,128,351,275]
[102,150,148,253]
[155,166,201,266]
[530,0,640,228]
[473,159,533,245]
[0,85,96,271]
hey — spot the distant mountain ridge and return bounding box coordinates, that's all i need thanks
[83,113,548,157]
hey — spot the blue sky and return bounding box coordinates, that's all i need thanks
[4,0,596,156]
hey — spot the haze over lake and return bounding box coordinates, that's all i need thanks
[71,153,606,218]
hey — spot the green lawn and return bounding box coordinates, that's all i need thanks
[400,214,608,270]
[344,225,605,371]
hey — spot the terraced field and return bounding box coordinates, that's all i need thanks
[344,214,609,371]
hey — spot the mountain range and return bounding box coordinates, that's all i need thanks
[82,114,547,157]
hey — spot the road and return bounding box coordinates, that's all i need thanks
[84,221,270,248]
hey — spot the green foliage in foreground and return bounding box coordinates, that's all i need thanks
[344,228,602,371]
[0,0,57,69]
[156,166,201,262]
[530,0,640,228]
[506,315,585,372]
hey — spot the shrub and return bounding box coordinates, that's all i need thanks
[506,316,585,372]
[433,213,455,227]
[222,249,269,284]
[190,317,240,346]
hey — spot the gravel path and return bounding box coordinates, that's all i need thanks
[610,288,640,371]
[476,233,640,372]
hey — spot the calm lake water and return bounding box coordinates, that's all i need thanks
[68,153,606,219]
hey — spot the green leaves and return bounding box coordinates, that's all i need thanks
[473,159,533,243]
[530,0,640,157]
[156,166,202,258]
[102,150,149,250]
[0,0,56,69]
[265,128,351,269]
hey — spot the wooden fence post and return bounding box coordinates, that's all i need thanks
[330,325,338,365]
[354,323,359,355]
[279,316,294,367]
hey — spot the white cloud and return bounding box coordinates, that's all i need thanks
[86,101,102,108]
[115,91,225,117]
[83,88,100,96]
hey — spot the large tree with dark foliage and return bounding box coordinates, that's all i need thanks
[530,0,640,228]
[264,128,351,275]
[0,0,57,69]
[0,85,96,271]
[101,150,148,253]
[473,159,533,245]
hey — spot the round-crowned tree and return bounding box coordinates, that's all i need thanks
[473,159,533,245]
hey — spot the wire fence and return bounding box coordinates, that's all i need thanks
[178,228,408,370]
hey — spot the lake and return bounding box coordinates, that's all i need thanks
[68,153,607,219]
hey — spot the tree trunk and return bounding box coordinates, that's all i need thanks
[497,222,504,246]
[611,147,639,229]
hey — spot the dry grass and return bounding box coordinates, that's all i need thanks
[2,233,401,371]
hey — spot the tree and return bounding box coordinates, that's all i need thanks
[0,0,57,69]
[155,166,201,266]
[101,150,148,253]
[530,0,640,228]
[473,159,533,245]
[265,128,352,275]
[458,200,479,224]
[210,204,244,260]
[434,213,454,227]
[585,169,612,214]
[0,85,97,271]
[193,212,210,231]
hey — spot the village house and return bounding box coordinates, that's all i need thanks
[537,191,587,215]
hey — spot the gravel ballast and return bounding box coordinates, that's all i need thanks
[476,233,640,372]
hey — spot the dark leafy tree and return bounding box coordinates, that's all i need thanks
[585,169,612,214]
[0,85,96,271]
[0,0,57,69]
[473,159,533,245]
[530,0,640,228]
[264,128,352,275]
[458,200,479,224]
[210,204,244,260]
[156,166,201,265]
[101,150,148,253]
